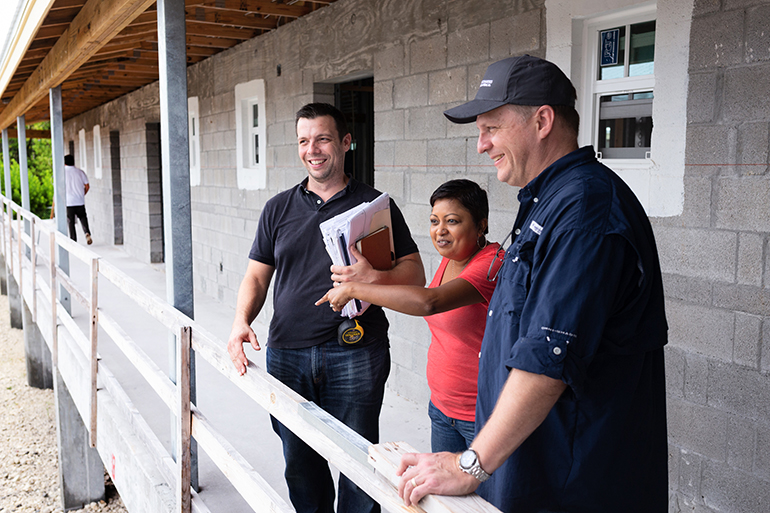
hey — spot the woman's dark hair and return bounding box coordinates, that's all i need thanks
[295,103,349,141]
[429,179,489,235]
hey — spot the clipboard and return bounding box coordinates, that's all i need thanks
[319,192,395,317]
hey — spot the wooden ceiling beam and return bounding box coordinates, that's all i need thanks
[184,0,311,17]
[17,47,52,62]
[48,0,87,10]
[185,45,219,57]
[27,38,57,52]
[33,24,70,41]
[114,21,158,38]
[186,34,242,49]
[41,6,83,26]
[185,21,260,40]
[6,129,52,139]
[0,0,158,130]
[185,7,279,29]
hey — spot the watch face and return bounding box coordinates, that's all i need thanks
[459,450,476,469]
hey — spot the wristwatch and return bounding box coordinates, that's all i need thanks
[458,448,491,482]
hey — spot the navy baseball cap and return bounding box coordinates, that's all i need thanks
[444,55,576,124]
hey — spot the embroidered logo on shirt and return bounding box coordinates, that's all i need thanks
[529,220,543,235]
[541,326,577,340]
[480,79,493,88]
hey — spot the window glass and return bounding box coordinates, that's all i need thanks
[252,103,259,128]
[597,91,653,159]
[629,20,655,77]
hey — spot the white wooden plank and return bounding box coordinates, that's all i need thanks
[52,227,95,264]
[191,408,294,513]
[90,257,99,448]
[56,266,90,309]
[31,217,36,322]
[98,259,190,331]
[49,231,58,366]
[98,310,177,411]
[191,334,422,513]
[368,442,502,513]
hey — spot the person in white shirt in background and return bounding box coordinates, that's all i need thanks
[63,153,92,244]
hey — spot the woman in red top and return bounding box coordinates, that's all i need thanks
[317,179,499,452]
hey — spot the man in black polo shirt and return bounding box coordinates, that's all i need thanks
[228,103,425,513]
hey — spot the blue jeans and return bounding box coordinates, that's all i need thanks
[428,400,475,453]
[267,339,390,513]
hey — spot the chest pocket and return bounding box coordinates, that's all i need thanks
[498,234,538,317]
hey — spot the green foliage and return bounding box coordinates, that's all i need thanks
[0,121,54,219]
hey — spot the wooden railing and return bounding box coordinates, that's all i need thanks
[0,196,500,513]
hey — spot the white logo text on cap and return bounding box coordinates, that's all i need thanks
[480,80,493,88]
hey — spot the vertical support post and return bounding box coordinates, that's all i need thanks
[17,117,29,212]
[6,198,12,276]
[0,195,5,296]
[7,201,21,328]
[157,0,197,489]
[49,231,57,367]
[49,86,70,315]
[177,326,191,513]
[89,257,99,447]
[2,127,11,296]
[2,128,11,204]
[31,217,36,320]
[17,117,30,244]
[17,211,21,293]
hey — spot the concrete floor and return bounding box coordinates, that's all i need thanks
[57,236,431,512]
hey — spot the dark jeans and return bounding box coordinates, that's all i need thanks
[266,339,390,513]
[66,205,91,241]
[428,400,475,453]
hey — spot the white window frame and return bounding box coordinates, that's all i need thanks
[584,11,656,160]
[78,128,88,173]
[93,124,102,179]
[546,0,692,217]
[234,79,266,190]
[188,96,201,187]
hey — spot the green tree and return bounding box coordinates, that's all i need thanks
[0,121,53,218]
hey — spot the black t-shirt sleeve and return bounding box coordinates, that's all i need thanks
[248,197,276,266]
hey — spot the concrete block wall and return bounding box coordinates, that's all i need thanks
[63,83,161,264]
[177,0,542,405]
[656,1,770,511]
[61,1,541,406]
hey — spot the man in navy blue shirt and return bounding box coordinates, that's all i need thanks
[228,103,424,513]
[397,56,668,512]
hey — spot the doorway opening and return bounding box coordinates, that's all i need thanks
[335,77,374,187]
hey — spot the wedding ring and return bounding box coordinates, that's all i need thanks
[411,477,418,487]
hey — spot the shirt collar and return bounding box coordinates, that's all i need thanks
[299,174,357,203]
[518,146,597,203]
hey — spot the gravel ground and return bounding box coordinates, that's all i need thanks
[0,293,127,513]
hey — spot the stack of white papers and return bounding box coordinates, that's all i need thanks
[319,192,393,318]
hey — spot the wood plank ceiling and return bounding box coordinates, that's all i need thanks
[0,0,337,125]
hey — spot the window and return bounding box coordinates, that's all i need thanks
[590,17,656,160]
[78,128,88,173]
[93,124,102,179]
[188,96,200,187]
[234,79,266,190]
[545,0,690,216]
